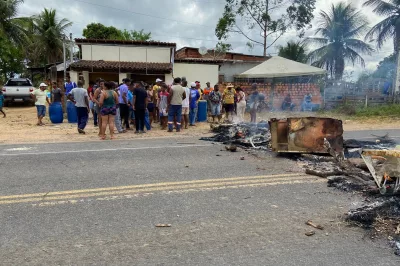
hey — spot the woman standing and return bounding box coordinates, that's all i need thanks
[146,84,155,127]
[93,79,105,135]
[235,87,246,123]
[99,81,119,140]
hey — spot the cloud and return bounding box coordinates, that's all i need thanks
[19,0,394,79]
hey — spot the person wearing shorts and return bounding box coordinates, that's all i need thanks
[223,84,235,123]
[31,83,50,126]
[99,81,119,140]
[209,84,222,123]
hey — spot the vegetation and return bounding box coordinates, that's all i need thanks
[83,23,152,41]
[331,103,400,117]
[30,8,72,65]
[0,0,29,46]
[215,0,316,56]
[307,2,374,80]
[278,41,307,63]
[364,0,400,52]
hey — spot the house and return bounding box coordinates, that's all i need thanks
[175,47,269,83]
[69,39,221,86]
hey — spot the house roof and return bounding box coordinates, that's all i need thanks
[176,47,268,60]
[237,56,326,78]
[174,58,223,64]
[69,60,172,73]
[75,38,176,47]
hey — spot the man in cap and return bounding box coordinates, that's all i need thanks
[31,83,51,126]
[153,78,163,122]
[189,82,200,126]
[167,77,186,132]
[222,83,235,122]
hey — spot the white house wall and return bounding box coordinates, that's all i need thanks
[81,44,171,63]
[220,62,263,82]
[173,63,219,86]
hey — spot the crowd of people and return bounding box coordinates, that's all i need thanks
[28,77,267,139]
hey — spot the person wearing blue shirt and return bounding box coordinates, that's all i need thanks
[0,90,5,118]
[118,78,131,130]
[64,76,77,96]
[189,82,200,126]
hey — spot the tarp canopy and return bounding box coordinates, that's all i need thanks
[237,56,326,78]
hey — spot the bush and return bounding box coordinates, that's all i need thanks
[355,104,400,117]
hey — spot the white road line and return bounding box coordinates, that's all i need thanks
[0,144,213,156]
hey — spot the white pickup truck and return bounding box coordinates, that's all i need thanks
[2,78,36,106]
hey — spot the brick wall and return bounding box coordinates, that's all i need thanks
[221,82,323,111]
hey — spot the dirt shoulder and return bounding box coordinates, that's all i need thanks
[0,106,399,145]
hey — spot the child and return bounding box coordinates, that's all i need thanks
[158,84,169,130]
[0,91,5,118]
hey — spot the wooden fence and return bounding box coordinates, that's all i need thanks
[324,92,400,110]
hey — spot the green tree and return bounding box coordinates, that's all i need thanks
[215,42,232,52]
[119,29,152,41]
[30,8,72,64]
[307,2,374,80]
[0,36,25,83]
[0,0,30,46]
[373,53,396,79]
[82,23,122,39]
[363,0,400,52]
[215,0,316,56]
[278,41,307,63]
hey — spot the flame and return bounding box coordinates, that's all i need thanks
[383,173,394,182]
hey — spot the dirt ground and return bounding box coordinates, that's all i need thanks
[1,106,400,144]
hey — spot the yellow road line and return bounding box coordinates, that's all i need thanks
[0,175,318,205]
[33,179,326,207]
[0,173,305,200]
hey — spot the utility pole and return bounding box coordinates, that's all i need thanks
[394,49,400,102]
[70,33,73,65]
[63,35,66,84]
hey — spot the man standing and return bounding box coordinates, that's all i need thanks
[209,84,222,123]
[31,83,50,126]
[223,84,235,123]
[249,83,259,123]
[119,78,131,130]
[51,81,64,105]
[189,82,200,126]
[68,80,90,134]
[64,76,77,96]
[153,78,162,122]
[167,77,186,132]
[132,81,148,134]
[181,80,191,129]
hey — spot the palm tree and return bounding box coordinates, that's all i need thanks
[0,0,30,46]
[278,41,308,63]
[363,0,400,52]
[306,2,374,80]
[31,8,72,64]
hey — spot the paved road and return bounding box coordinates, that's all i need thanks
[0,133,399,265]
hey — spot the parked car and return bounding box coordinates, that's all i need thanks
[2,78,35,106]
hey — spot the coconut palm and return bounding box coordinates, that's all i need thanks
[0,0,30,46]
[31,8,72,64]
[278,41,308,63]
[363,0,400,52]
[306,2,374,80]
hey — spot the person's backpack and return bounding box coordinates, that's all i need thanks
[209,91,220,102]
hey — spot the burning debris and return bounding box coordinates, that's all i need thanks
[201,122,271,148]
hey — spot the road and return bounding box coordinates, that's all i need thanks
[0,131,399,265]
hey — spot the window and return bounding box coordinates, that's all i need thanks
[6,79,33,86]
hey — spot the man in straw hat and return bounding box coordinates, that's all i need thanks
[31,83,51,126]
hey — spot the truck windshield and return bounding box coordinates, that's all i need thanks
[6,80,33,86]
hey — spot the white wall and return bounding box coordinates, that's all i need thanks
[219,62,262,82]
[173,63,219,86]
[81,44,171,63]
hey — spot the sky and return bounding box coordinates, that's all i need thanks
[19,0,394,80]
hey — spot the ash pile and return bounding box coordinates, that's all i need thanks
[201,122,271,149]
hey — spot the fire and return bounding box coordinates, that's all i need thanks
[383,173,394,182]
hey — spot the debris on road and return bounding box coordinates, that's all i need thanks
[155,224,172,228]
[305,231,316,236]
[306,220,324,230]
[269,117,343,154]
[240,157,245,160]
